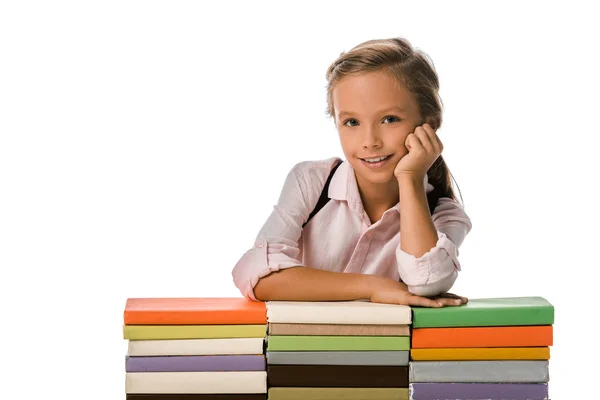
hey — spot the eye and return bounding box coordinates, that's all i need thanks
[383,116,401,124]
[343,119,358,127]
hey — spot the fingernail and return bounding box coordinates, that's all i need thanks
[455,299,461,305]
[437,302,443,307]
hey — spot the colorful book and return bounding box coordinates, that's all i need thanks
[266,335,410,351]
[409,383,548,400]
[266,300,411,324]
[124,297,267,325]
[267,365,409,388]
[409,360,549,383]
[268,388,408,400]
[267,350,409,366]
[411,297,554,328]
[410,347,550,361]
[125,355,266,372]
[126,371,267,394]
[123,324,266,340]
[128,338,264,356]
[268,323,410,336]
[411,326,553,348]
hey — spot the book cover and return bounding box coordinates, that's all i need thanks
[411,297,554,328]
[124,297,267,325]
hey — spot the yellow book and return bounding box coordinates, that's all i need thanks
[123,324,266,340]
[411,347,550,361]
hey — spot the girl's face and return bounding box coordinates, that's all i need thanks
[332,70,422,185]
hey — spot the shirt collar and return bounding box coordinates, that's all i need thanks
[328,159,435,215]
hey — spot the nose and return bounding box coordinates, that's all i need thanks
[362,125,382,150]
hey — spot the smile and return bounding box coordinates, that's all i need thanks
[359,155,392,168]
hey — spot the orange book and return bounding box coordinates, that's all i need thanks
[411,347,550,360]
[124,297,267,325]
[411,325,552,348]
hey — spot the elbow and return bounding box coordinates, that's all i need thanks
[234,268,290,302]
[232,242,273,302]
[397,231,463,297]
[232,272,258,302]
[232,257,261,302]
[232,239,303,301]
[408,269,458,297]
[232,256,281,302]
[253,277,270,302]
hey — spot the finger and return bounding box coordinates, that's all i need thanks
[435,297,463,306]
[414,126,434,153]
[406,294,443,308]
[422,124,443,154]
[405,133,424,152]
[434,292,468,304]
[442,292,468,303]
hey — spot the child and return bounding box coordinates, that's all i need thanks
[232,37,472,308]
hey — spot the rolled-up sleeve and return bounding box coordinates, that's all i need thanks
[396,197,472,297]
[232,161,323,301]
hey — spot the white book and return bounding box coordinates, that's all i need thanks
[126,371,267,393]
[266,300,411,324]
[128,338,264,356]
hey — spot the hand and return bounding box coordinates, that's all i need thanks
[394,123,443,180]
[430,292,469,306]
[368,276,466,307]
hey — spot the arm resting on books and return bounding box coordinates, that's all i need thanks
[254,266,456,307]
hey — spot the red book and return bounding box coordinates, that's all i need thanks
[124,297,267,325]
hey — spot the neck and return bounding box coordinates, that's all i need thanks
[355,173,400,214]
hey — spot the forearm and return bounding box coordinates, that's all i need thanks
[398,176,438,258]
[253,266,376,301]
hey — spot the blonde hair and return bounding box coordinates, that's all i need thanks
[325,37,462,213]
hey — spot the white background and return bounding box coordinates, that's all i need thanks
[1,1,597,398]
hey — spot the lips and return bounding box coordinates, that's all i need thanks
[360,155,392,163]
[359,154,393,169]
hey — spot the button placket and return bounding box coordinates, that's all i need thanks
[343,229,373,273]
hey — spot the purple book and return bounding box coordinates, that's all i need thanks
[125,355,265,372]
[409,383,549,400]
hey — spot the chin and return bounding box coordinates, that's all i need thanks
[366,172,397,184]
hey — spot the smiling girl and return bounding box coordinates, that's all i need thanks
[232,37,472,308]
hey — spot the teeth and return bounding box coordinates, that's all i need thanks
[364,155,389,163]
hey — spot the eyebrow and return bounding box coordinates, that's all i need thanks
[337,106,407,119]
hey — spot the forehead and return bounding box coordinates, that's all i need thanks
[332,70,418,117]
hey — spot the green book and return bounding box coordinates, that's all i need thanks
[411,297,554,328]
[267,335,410,351]
[123,324,266,340]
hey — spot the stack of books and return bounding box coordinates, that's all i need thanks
[123,298,268,399]
[409,296,554,400]
[265,300,412,400]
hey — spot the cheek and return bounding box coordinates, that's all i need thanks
[393,134,410,152]
[338,131,358,148]
[396,147,409,158]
